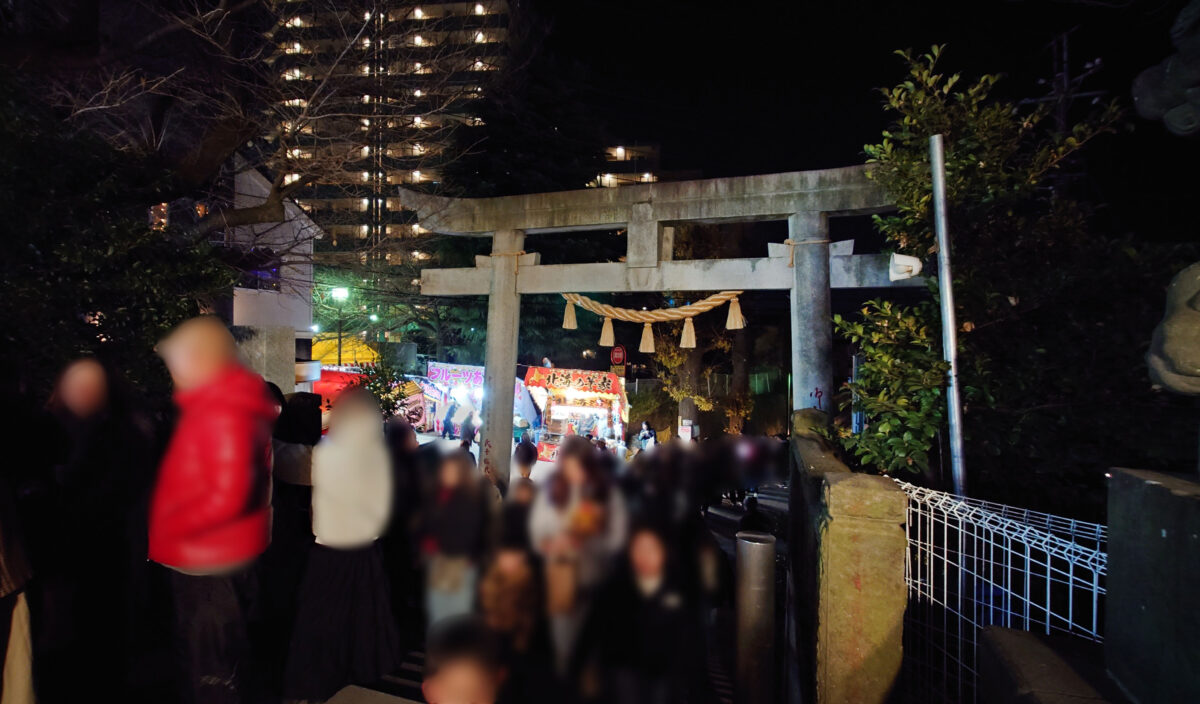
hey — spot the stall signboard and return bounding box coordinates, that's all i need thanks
[610,345,627,365]
[427,361,485,389]
[523,367,621,395]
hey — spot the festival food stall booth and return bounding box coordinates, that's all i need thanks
[425,362,538,439]
[523,367,628,462]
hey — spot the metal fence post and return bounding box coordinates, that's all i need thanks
[736,531,776,704]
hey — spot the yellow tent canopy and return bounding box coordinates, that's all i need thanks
[311,334,380,366]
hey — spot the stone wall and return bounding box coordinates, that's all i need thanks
[1106,468,1200,702]
[787,410,907,704]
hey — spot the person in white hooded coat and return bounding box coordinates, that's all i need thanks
[283,388,400,702]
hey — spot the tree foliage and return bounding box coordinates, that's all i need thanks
[832,300,949,475]
[0,81,235,395]
[839,47,1198,515]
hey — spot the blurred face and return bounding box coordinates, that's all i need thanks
[561,455,586,485]
[494,548,527,577]
[58,359,108,419]
[513,483,534,504]
[156,318,234,392]
[630,530,666,581]
[422,660,500,704]
[439,458,464,489]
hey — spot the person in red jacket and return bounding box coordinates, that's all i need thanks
[150,316,276,704]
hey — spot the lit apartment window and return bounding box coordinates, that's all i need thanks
[284,173,301,185]
[286,17,303,27]
[195,203,209,218]
[288,147,302,158]
[413,89,422,97]
[475,3,485,14]
[283,98,306,107]
[474,31,486,43]
[413,116,424,127]
[412,251,428,260]
[360,146,370,157]
[413,143,425,155]
[362,94,372,103]
[413,35,424,46]
[361,171,370,182]
[411,170,422,182]
[470,116,484,126]
[414,62,423,72]
[601,173,615,186]
[473,60,484,70]
[360,198,370,210]
[286,42,302,54]
[361,64,371,75]
[411,278,421,285]
[362,37,371,47]
[615,146,625,159]
[642,172,654,182]
[284,67,302,81]
[361,118,371,127]
[363,11,371,20]
[413,7,424,18]
[360,225,370,236]
[149,203,169,230]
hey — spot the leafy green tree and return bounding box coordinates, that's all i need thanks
[0,81,235,395]
[840,47,1198,515]
[832,300,949,475]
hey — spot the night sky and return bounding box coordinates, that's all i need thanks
[539,0,1200,241]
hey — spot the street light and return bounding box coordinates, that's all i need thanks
[369,314,379,322]
[331,287,350,365]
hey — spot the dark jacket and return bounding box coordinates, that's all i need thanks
[575,564,703,703]
[424,485,486,559]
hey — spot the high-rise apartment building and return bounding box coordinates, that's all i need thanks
[271,1,510,266]
[591,143,702,188]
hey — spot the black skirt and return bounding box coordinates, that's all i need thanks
[283,541,401,701]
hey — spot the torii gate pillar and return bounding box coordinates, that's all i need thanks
[480,229,525,491]
[790,212,833,411]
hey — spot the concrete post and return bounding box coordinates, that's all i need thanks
[788,212,832,411]
[480,229,524,492]
[736,531,777,704]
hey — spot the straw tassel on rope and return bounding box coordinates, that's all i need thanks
[680,317,697,348]
[598,317,614,347]
[725,296,745,330]
[562,299,577,330]
[639,323,655,353]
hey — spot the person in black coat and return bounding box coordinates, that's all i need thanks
[43,358,157,699]
[513,432,538,480]
[441,401,460,439]
[573,523,707,704]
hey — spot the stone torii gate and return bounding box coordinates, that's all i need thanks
[401,165,918,485]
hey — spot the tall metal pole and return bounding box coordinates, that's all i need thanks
[930,134,968,496]
[336,304,344,366]
[735,530,776,704]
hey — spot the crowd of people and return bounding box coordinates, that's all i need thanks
[0,315,788,704]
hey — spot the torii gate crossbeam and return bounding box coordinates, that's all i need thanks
[402,165,917,487]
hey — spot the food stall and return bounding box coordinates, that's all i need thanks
[425,362,538,438]
[426,362,485,437]
[523,367,628,462]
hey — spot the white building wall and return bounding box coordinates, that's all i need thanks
[228,168,317,340]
